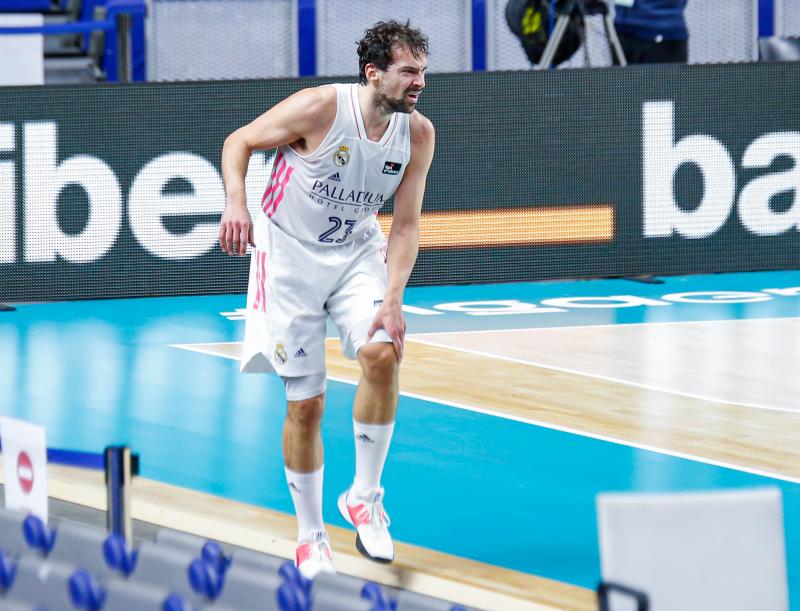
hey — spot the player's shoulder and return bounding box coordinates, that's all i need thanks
[409,110,435,141]
[291,84,338,111]
[284,85,337,128]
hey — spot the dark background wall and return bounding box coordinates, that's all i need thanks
[1,61,799,301]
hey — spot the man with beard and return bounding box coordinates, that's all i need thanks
[218,20,434,578]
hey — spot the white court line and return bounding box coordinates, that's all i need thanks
[330,375,800,486]
[169,341,800,485]
[405,315,800,336]
[170,342,240,360]
[406,334,799,415]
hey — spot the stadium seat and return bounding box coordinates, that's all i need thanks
[311,572,378,611]
[2,555,75,609]
[128,541,203,604]
[104,578,187,611]
[212,563,284,611]
[231,547,285,575]
[156,528,210,553]
[48,521,116,581]
[0,600,31,611]
[596,487,788,611]
[0,509,27,558]
[156,528,284,575]
[20,515,56,557]
[0,549,18,595]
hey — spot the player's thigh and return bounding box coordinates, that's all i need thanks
[326,245,390,359]
[245,218,331,375]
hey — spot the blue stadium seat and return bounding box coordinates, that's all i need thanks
[156,528,210,553]
[0,508,27,558]
[0,549,18,594]
[2,555,75,609]
[49,521,118,581]
[311,572,379,611]
[212,563,284,611]
[104,578,192,611]
[128,541,205,605]
[20,514,56,557]
[155,528,285,575]
[231,547,286,576]
[0,599,31,611]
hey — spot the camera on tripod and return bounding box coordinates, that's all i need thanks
[506,0,627,68]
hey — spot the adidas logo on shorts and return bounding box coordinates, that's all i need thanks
[294,348,307,358]
[327,172,341,182]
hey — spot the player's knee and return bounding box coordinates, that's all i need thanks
[286,395,324,433]
[359,343,398,382]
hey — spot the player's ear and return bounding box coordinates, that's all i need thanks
[365,63,380,82]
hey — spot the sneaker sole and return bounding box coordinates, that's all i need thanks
[356,534,393,564]
[338,491,394,564]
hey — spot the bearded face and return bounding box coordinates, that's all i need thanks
[373,82,419,114]
[370,44,427,114]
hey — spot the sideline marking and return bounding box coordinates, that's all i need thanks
[403,315,800,336]
[169,341,800,485]
[408,325,799,415]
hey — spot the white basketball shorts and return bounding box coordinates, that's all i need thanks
[240,213,390,377]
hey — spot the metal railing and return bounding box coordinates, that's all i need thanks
[0,0,145,82]
[1,441,140,543]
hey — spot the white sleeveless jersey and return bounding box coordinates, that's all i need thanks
[260,83,411,246]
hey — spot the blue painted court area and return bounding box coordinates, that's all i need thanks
[1,270,800,600]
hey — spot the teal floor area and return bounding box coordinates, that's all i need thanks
[1,270,799,599]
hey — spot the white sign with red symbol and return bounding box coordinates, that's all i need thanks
[0,416,48,523]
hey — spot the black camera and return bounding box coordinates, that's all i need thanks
[506,0,582,65]
[506,0,611,66]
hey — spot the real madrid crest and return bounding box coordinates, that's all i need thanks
[333,145,350,167]
[274,343,288,365]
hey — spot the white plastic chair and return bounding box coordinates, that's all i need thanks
[596,487,788,611]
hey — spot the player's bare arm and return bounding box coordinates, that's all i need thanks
[368,112,435,361]
[218,86,337,255]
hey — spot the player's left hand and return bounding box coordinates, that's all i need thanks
[367,299,406,362]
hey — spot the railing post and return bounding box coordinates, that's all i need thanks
[115,11,132,82]
[104,445,133,542]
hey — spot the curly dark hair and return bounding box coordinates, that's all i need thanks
[356,20,429,85]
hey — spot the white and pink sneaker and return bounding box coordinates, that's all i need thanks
[337,487,394,563]
[295,530,336,579]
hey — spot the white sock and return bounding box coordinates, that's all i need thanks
[352,420,395,499]
[285,466,325,541]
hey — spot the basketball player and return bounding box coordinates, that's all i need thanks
[218,21,434,579]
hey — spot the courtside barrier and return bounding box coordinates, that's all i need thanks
[0,442,139,542]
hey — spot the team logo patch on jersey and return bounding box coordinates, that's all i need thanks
[333,145,350,167]
[327,172,341,182]
[274,343,288,365]
[382,161,402,175]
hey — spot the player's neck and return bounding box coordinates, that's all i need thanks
[357,84,392,142]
